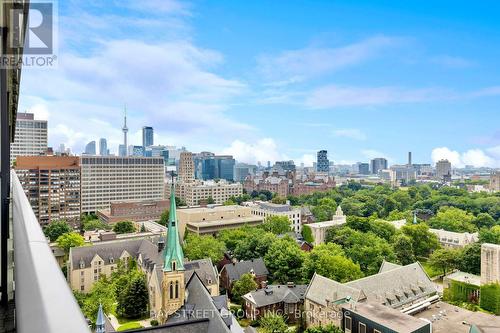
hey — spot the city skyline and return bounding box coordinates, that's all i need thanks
[18,0,500,167]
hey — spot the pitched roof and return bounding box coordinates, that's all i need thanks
[345,262,437,309]
[305,273,366,307]
[242,284,308,308]
[70,238,144,269]
[163,182,185,271]
[222,258,269,282]
[378,260,402,273]
[430,228,479,246]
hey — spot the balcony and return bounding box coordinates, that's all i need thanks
[2,171,90,333]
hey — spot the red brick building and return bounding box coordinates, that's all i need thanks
[97,199,169,224]
[219,258,269,295]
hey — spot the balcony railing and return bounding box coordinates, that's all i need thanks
[11,170,90,333]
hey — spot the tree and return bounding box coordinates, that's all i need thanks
[304,325,343,333]
[175,196,186,207]
[44,220,71,242]
[428,206,476,233]
[217,227,251,252]
[113,221,136,234]
[81,276,115,325]
[57,232,85,253]
[457,243,481,275]
[393,234,416,265]
[428,248,459,276]
[304,243,363,282]
[223,199,236,206]
[183,234,226,263]
[261,216,291,235]
[473,213,496,229]
[116,272,149,318]
[401,223,440,258]
[369,219,397,241]
[206,196,215,204]
[259,313,288,333]
[264,237,306,283]
[301,225,314,244]
[82,219,109,231]
[233,230,277,260]
[479,225,500,244]
[231,273,258,303]
[271,196,286,204]
[159,210,169,226]
[311,198,337,222]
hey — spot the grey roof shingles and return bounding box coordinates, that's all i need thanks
[242,284,308,308]
[222,258,269,282]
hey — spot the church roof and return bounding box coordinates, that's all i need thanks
[163,181,185,272]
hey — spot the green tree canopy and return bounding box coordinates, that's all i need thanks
[183,234,226,263]
[57,232,85,253]
[116,272,149,318]
[304,325,343,333]
[231,273,258,304]
[44,220,71,242]
[428,206,476,233]
[428,248,459,276]
[304,243,363,282]
[259,313,288,333]
[457,243,481,275]
[233,229,277,260]
[479,225,500,244]
[159,209,169,226]
[82,219,110,231]
[401,223,440,258]
[113,221,136,234]
[264,237,306,283]
[393,234,416,265]
[261,215,291,235]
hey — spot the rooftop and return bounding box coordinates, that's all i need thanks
[445,271,481,286]
[243,284,308,308]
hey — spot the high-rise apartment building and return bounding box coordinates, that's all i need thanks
[142,126,153,149]
[178,152,195,183]
[436,159,452,181]
[84,141,96,155]
[316,150,329,173]
[10,112,48,163]
[358,162,370,175]
[80,156,164,213]
[170,180,243,206]
[370,158,388,174]
[15,156,81,225]
[99,138,107,156]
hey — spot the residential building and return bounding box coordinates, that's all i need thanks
[490,172,500,192]
[176,205,264,237]
[243,283,308,323]
[219,258,269,295]
[10,112,48,164]
[481,243,500,285]
[178,151,195,183]
[436,159,452,181]
[80,156,164,213]
[15,155,81,225]
[316,150,329,173]
[291,176,336,196]
[370,158,388,174]
[430,228,479,248]
[99,138,107,156]
[304,206,346,245]
[97,199,169,224]
[244,172,291,197]
[357,162,370,175]
[171,179,243,206]
[142,126,154,149]
[248,201,302,233]
[84,141,96,155]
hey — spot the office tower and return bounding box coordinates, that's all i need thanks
[481,243,500,285]
[80,156,164,213]
[58,143,66,155]
[99,138,107,156]
[122,107,128,156]
[84,141,96,155]
[217,155,236,181]
[234,163,257,182]
[10,112,48,163]
[178,152,195,183]
[142,126,153,149]
[128,145,144,157]
[371,158,388,174]
[118,144,127,157]
[15,156,81,225]
[275,160,296,172]
[408,151,412,166]
[358,162,370,175]
[317,150,329,173]
[436,159,452,180]
[193,153,236,181]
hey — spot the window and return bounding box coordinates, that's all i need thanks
[169,282,174,299]
[344,316,352,331]
[172,261,177,271]
[175,281,179,299]
[359,322,366,333]
[81,286,84,291]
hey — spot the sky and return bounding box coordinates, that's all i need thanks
[18,0,500,167]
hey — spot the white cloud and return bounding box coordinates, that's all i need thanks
[219,138,287,165]
[295,154,316,167]
[257,36,399,81]
[431,146,500,168]
[306,85,448,109]
[333,128,367,141]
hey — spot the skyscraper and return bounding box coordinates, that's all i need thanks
[99,138,107,156]
[122,107,128,156]
[10,112,48,163]
[436,159,452,181]
[178,152,195,183]
[358,162,370,175]
[142,126,153,149]
[317,150,329,173]
[84,141,96,155]
[371,158,388,174]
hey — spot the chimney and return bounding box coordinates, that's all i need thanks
[157,239,165,253]
[287,282,295,288]
[408,152,412,166]
[261,281,267,289]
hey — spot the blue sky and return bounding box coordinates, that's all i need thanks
[19,0,500,167]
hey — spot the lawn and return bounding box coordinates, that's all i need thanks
[117,322,143,331]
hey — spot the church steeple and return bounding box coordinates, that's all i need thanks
[163,176,185,272]
[95,303,105,333]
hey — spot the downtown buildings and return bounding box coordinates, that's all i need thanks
[370,157,387,174]
[316,150,329,173]
[436,159,452,181]
[10,112,48,164]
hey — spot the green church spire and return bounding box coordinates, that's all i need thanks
[163,176,185,272]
